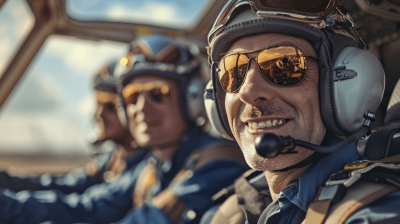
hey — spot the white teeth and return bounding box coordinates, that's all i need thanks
[257,121,266,129]
[252,122,258,129]
[248,119,287,129]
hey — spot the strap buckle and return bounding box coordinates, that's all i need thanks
[326,163,400,187]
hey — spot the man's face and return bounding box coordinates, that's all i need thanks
[95,90,127,142]
[224,33,326,171]
[124,75,187,148]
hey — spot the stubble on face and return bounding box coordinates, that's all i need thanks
[224,33,326,171]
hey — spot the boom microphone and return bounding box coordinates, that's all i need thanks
[255,111,375,158]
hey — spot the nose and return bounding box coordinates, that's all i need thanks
[95,103,104,120]
[238,58,276,106]
[132,92,156,114]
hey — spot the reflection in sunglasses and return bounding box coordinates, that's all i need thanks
[122,81,171,105]
[219,46,308,92]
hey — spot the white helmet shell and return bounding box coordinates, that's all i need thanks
[333,47,385,133]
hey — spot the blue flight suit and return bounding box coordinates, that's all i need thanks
[0,141,144,194]
[201,137,400,224]
[0,127,248,224]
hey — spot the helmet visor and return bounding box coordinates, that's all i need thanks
[212,0,338,35]
[255,0,333,14]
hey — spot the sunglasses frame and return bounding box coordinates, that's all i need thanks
[122,81,171,105]
[218,46,319,93]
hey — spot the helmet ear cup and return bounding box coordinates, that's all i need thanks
[320,46,385,136]
[204,80,234,140]
[330,47,385,134]
[186,76,207,124]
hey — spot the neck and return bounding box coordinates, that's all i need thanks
[115,135,140,157]
[264,164,311,201]
[153,143,180,162]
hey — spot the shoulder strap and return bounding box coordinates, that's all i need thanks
[190,141,248,169]
[234,174,271,224]
[211,170,263,206]
[324,181,397,224]
[209,194,246,224]
[304,181,397,224]
[209,170,270,224]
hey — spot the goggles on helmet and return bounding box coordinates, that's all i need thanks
[208,0,366,49]
[94,62,118,92]
[96,91,118,104]
[122,81,171,105]
[218,46,318,93]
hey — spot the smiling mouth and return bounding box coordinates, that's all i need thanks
[245,119,290,130]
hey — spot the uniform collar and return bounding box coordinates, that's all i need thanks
[281,137,360,211]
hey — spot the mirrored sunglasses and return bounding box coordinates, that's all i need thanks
[218,46,318,93]
[122,81,171,104]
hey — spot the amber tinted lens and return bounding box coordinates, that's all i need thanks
[150,87,170,103]
[258,0,331,13]
[218,54,248,92]
[124,92,139,105]
[122,84,141,104]
[122,82,170,104]
[257,46,307,86]
[96,91,118,104]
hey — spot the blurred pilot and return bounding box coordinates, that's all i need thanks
[0,35,248,224]
[0,62,143,194]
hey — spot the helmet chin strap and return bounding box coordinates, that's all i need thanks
[272,129,334,172]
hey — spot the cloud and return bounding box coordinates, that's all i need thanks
[44,36,128,77]
[5,70,64,113]
[79,92,96,118]
[0,2,129,156]
[0,37,12,74]
[0,113,89,155]
[0,69,91,155]
[9,0,34,38]
[0,0,34,75]
[106,3,184,28]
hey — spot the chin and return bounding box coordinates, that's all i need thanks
[241,144,268,170]
[241,142,309,171]
[134,133,151,148]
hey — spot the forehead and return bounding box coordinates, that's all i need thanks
[128,74,177,86]
[227,33,317,57]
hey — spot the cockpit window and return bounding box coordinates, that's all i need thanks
[0,0,35,78]
[0,35,127,158]
[66,0,213,29]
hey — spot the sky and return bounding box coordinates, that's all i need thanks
[67,0,212,29]
[0,0,211,156]
[0,0,128,155]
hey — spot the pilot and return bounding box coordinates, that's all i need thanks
[0,62,143,194]
[201,0,400,224]
[0,35,248,224]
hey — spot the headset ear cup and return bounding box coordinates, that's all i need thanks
[204,80,234,140]
[186,76,207,124]
[319,42,350,136]
[331,47,385,133]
